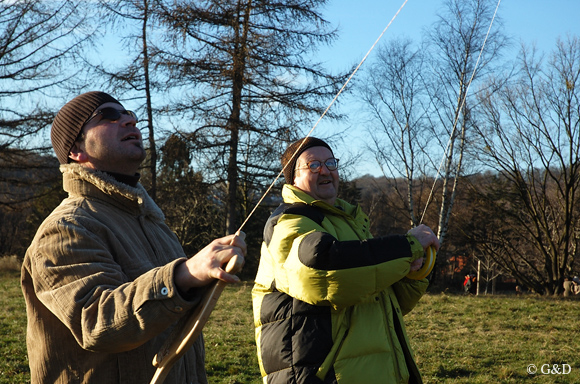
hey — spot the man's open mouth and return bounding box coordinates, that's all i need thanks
[122,134,140,141]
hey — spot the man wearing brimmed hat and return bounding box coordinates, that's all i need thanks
[252,137,439,384]
[21,91,247,384]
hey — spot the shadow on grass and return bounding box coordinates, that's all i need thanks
[435,364,475,378]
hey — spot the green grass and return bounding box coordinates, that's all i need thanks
[204,283,261,383]
[0,271,29,384]
[405,293,580,383]
[2,270,579,383]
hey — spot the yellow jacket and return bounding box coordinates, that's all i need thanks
[253,185,428,384]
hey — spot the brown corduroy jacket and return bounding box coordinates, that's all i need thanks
[21,164,207,384]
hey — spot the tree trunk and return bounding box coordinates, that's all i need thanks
[225,0,251,235]
[142,0,157,200]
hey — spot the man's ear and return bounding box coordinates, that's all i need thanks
[69,141,87,163]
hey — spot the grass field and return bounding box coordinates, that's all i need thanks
[2,269,579,383]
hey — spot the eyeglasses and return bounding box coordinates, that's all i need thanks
[295,158,339,173]
[84,107,138,126]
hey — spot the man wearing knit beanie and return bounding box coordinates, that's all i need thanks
[280,136,334,185]
[253,137,439,384]
[51,91,120,164]
[22,91,247,384]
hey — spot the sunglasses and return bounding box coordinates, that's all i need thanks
[295,158,339,173]
[84,107,139,126]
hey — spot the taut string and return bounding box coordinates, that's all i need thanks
[237,0,410,233]
[420,0,502,224]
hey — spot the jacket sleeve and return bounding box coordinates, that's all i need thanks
[267,213,425,310]
[26,216,202,353]
[391,278,429,315]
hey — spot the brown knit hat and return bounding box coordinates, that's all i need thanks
[281,137,334,184]
[51,91,121,164]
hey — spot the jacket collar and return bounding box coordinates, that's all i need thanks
[282,184,357,217]
[60,163,165,222]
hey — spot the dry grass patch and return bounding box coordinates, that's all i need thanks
[0,255,21,272]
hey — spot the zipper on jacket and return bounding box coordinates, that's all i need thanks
[379,292,405,382]
[315,307,352,381]
[389,296,423,384]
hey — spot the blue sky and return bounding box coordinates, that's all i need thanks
[320,0,579,69]
[307,0,580,177]
[90,0,580,178]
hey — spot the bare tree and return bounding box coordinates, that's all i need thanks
[425,0,507,244]
[90,0,164,200]
[0,0,90,147]
[0,0,91,208]
[358,0,506,250]
[152,0,346,234]
[359,38,433,227]
[455,177,516,294]
[473,36,580,295]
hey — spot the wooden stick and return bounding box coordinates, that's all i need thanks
[150,254,244,384]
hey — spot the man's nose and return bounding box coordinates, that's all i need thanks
[120,114,138,126]
[319,164,331,175]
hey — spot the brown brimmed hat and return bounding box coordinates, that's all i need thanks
[281,137,333,184]
[51,91,121,164]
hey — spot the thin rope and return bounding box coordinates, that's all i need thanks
[237,0,409,233]
[159,2,412,378]
[419,0,502,224]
